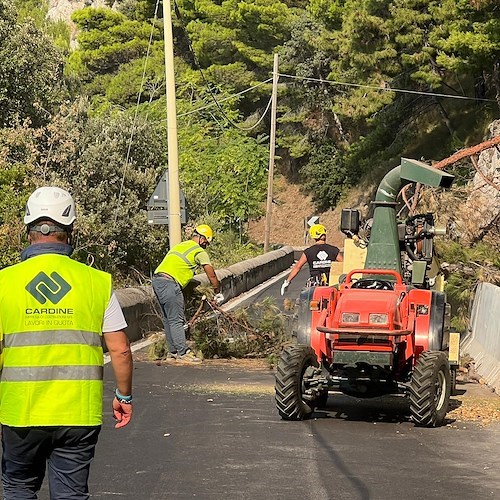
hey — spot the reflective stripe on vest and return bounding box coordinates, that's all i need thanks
[155,240,204,288]
[1,365,103,381]
[3,330,102,348]
[0,253,111,427]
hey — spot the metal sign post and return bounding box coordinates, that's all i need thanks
[304,215,319,244]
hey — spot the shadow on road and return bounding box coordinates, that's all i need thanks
[312,393,411,423]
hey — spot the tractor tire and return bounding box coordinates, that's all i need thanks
[409,351,451,427]
[275,344,319,420]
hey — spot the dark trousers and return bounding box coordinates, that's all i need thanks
[1,425,101,500]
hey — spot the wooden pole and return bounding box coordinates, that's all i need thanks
[163,0,182,246]
[264,54,279,253]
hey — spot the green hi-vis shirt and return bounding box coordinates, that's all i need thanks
[155,240,211,288]
[0,253,112,427]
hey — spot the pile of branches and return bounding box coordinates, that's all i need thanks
[150,293,293,361]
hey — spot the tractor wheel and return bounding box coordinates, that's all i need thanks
[275,344,319,420]
[409,351,451,427]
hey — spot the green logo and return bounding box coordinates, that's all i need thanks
[26,272,72,304]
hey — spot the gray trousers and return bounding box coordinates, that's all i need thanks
[152,275,188,355]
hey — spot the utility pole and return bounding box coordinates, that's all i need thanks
[162,0,182,246]
[264,53,279,253]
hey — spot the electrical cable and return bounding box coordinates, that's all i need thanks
[278,73,498,102]
[177,79,273,118]
[172,0,273,130]
[114,0,161,227]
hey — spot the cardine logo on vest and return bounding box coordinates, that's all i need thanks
[24,272,74,326]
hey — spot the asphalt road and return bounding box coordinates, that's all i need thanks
[87,363,500,499]
[2,268,500,499]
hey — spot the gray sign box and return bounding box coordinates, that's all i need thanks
[147,170,188,225]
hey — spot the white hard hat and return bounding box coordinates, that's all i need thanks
[24,186,76,227]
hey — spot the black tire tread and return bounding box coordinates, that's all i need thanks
[409,351,451,427]
[275,344,318,420]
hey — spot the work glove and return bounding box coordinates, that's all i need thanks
[280,280,289,296]
[214,292,224,305]
[113,397,133,429]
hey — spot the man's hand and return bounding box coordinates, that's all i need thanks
[280,280,289,296]
[214,292,224,305]
[113,397,133,429]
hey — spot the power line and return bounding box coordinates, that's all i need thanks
[278,73,498,102]
[176,79,273,118]
[173,0,271,130]
[173,71,495,123]
[114,0,161,227]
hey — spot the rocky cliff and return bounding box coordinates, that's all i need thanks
[47,0,110,24]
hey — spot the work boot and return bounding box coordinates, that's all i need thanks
[166,352,178,361]
[177,349,202,363]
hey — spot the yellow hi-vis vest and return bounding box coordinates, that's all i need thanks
[0,253,112,427]
[155,240,206,288]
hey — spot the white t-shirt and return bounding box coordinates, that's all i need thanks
[102,291,127,333]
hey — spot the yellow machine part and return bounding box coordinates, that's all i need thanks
[428,256,446,292]
[329,238,368,285]
[448,330,460,364]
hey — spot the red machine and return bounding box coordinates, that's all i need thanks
[275,159,459,426]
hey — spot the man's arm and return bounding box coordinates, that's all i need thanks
[203,264,220,292]
[281,252,307,295]
[286,252,307,283]
[103,331,133,396]
[103,331,133,428]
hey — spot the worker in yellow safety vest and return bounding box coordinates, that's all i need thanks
[152,224,223,363]
[0,186,133,499]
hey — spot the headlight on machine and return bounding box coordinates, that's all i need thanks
[341,312,360,323]
[369,313,388,325]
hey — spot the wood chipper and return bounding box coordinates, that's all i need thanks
[275,158,460,427]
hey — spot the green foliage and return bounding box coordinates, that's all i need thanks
[191,297,290,359]
[178,123,269,227]
[307,0,344,30]
[14,0,71,53]
[35,100,169,278]
[67,7,160,83]
[149,297,291,361]
[177,0,297,112]
[431,0,500,76]
[0,2,66,127]
[301,142,351,210]
[1,0,498,296]
[102,44,165,106]
[14,0,48,24]
[438,241,500,271]
[0,125,38,268]
[205,227,262,269]
[115,0,159,21]
[437,240,500,331]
